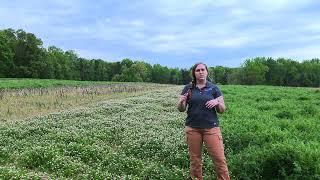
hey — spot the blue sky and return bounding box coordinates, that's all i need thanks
[1,0,320,68]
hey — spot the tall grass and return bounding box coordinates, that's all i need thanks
[0,80,168,121]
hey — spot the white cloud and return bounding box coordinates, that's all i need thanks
[271,45,320,61]
[1,0,319,67]
[304,23,320,33]
[74,48,123,61]
[128,20,145,27]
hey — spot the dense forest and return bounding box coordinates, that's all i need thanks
[0,28,319,87]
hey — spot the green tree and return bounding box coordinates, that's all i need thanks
[151,64,171,84]
[13,29,44,78]
[46,46,65,79]
[263,57,278,85]
[241,58,269,85]
[112,61,150,82]
[108,62,122,80]
[299,59,320,87]
[0,30,14,77]
[136,61,152,82]
[169,68,182,84]
[211,66,230,84]
[65,50,80,80]
[91,59,108,81]
[227,68,242,84]
[121,58,134,68]
[180,69,191,84]
[276,58,300,86]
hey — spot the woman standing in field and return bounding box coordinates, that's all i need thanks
[177,62,230,180]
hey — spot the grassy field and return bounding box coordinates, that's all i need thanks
[0,79,319,179]
[0,78,126,89]
[0,79,168,121]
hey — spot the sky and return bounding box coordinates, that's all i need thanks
[1,0,320,68]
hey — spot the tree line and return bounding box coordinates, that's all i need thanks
[0,28,319,87]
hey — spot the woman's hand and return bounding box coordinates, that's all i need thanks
[205,98,219,109]
[206,96,226,113]
[178,93,188,112]
[179,93,188,103]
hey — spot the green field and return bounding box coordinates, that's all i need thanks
[0,80,319,179]
[0,78,125,89]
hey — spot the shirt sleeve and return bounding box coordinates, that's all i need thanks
[213,85,222,98]
[181,84,191,95]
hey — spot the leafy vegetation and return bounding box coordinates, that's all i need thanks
[0,78,126,89]
[1,28,320,87]
[0,83,319,179]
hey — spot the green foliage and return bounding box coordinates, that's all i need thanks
[275,110,294,120]
[112,61,151,82]
[0,84,319,179]
[209,66,231,84]
[151,64,171,84]
[221,85,320,179]
[1,28,320,86]
[0,78,121,89]
[180,68,192,84]
[0,31,14,77]
[230,142,320,179]
[241,58,269,85]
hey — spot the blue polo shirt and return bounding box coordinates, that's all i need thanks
[181,81,222,128]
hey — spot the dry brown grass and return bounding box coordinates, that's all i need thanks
[0,83,167,122]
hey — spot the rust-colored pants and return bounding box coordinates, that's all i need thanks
[185,126,230,180]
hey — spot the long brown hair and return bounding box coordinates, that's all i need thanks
[187,62,209,101]
[191,62,209,89]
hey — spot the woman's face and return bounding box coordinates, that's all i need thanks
[194,64,208,81]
